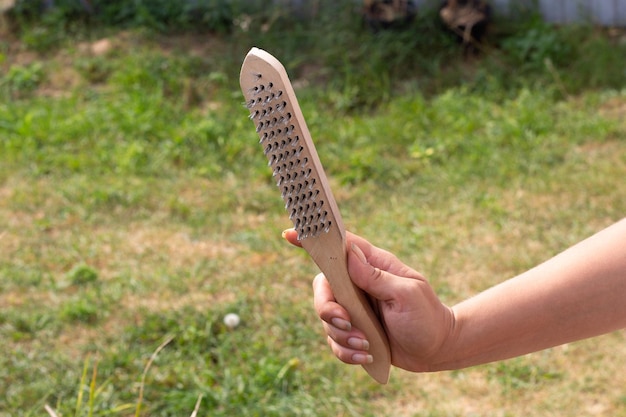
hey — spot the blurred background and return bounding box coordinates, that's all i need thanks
[1,1,626,416]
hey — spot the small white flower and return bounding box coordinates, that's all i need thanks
[223,313,241,330]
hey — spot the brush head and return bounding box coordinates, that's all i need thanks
[240,47,343,241]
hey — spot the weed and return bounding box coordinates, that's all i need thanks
[565,32,626,91]
[67,264,99,286]
[1,62,44,98]
[500,16,575,71]
[18,19,65,52]
[74,56,114,84]
[59,297,100,324]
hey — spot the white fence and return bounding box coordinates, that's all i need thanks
[414,0,626,26]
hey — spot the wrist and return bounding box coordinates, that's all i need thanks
[422,304,462,372]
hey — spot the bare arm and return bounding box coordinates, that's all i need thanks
[284,218,626,372]
[431,217,626,370]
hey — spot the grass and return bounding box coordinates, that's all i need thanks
[1,4,626,416]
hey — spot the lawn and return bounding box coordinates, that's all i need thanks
[1,4,626,416]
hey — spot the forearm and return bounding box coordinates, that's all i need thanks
[430,218,626,371]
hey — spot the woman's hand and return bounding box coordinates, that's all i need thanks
[283,229,455,372]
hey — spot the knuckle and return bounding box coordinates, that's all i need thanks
[328,336,357,364]
[368,266,385,282]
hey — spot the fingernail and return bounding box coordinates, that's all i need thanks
[352,353,374,364]
[350,243,367,264]
[347,337,370,351]
[331,317,351,331]
[281,228,293,239]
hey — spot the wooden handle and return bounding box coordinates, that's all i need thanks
[302,229,391,384]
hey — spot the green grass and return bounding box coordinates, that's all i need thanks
[1,6,626,416]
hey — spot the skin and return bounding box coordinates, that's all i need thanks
[283,218,626,372]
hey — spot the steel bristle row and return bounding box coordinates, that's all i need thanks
[245,75,332,239]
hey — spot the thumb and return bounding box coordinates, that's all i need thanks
[348,242,399,301]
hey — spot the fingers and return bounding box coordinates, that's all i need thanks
[327,336,373,365]
[313,273,373,365]
[346,232,423,279]
[312,273,347,323]
[282,228,301,247]
[347,241,425,305]
[347,242,396,301]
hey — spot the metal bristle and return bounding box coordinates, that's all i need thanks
[244,79,330,239]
